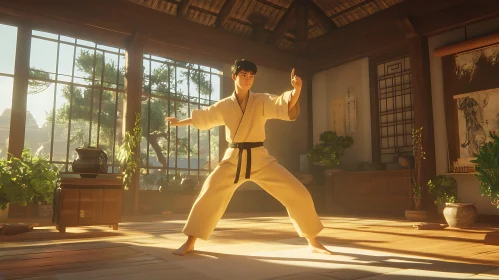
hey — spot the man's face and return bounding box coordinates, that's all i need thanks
[232,70,255,91]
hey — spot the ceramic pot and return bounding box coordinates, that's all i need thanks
[443,203,477,228]
[72,147,107,178]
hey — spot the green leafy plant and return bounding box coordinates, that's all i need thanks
[118,113,143,190]
[471,131,499,208]
[427,175,458,204]
[0,149,59,210]
[307,131,354,168]
[412,126,426,209]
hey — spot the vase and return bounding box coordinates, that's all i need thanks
[72,147,107,178]
[443,203,477,228]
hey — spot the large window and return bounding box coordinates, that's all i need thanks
[0,24,17,160]
[25,30,126,172]
[140,54,221,190]
[371,53,414,163]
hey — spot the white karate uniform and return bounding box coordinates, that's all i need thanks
[183,90,324,240]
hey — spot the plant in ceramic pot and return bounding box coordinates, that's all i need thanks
[471,131,499,208]
[118,113,143,191]
[307,131,354,177]
[427,174,477,228]
[405,126,430,222]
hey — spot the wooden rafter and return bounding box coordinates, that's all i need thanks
[176,0,191,17]
[331,0,374,19]
[296,0,308,51]
[267,0,298,46]
[308,1,336,32]
[214,0,237,28]
[249,13,269,42]
[398,16,419,38]
[255,0,287,11]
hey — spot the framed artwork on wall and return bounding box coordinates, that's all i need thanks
[442,42,499,172]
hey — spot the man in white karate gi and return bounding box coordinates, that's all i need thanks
[166,59,330,256]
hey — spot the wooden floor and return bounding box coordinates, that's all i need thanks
[1,213,499,280]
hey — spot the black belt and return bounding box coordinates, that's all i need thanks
[229,142,263,183]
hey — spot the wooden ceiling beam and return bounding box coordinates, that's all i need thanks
[266,0,298,46]
[330,0,374,19]
[296,0,308,52]
[176,0,191,17]
[255,0,287,12]
[411,0,499,37]
[308,0,465,54]
[214,0,237,28]
[0,0,310,72]
[249,13,269,42]
[308,1,337,33]
[307,0,496,72]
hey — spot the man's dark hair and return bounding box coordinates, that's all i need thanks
[231,59,257,76]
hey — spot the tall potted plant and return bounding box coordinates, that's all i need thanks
[471,132,499,244]
[307,131,354,178]
[427,175,477,228]
[471,131,499,208]
[405,126,429,221]
[118,113,143,191]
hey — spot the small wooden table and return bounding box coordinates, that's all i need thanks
[53,173,123,233]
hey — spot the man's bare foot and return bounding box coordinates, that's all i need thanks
[172,235,197,256]
[172,241,195,256]
[306,238,333,255]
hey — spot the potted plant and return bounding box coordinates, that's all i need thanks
[307,131,354,178]
[405,126,430,222]
[27,152,60,218]
[471,131,499,208]
[471,132,499,244]
[427,175,477,228]
[118,112,142,190]
[0,149,59,220]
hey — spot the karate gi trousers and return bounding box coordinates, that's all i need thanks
[182,160,324,240]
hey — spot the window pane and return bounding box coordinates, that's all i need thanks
[211,74,221,101]
[141,53,221,189]
[376,56,413,163]
[30,37,58,76]
[0,77,14,159]
[25,79,54,158]
[0,24,18,75]
[26,31,125,172]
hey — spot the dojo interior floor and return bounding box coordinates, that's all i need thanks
[1,212,499,280]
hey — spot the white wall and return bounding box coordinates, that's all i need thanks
[312,58,372,167]
[428,16,499,215]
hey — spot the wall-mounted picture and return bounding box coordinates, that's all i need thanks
[454,88,499,158]
[443,42,499,163]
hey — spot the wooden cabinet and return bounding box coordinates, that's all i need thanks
[325,170,412,216]
[53,175,123,233]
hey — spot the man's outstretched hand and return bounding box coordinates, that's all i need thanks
[291,68,302,90]
[166,117,180,126]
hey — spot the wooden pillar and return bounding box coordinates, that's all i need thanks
[409,35,436,209]
[123,32,147,216]
[8,24,31,159]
